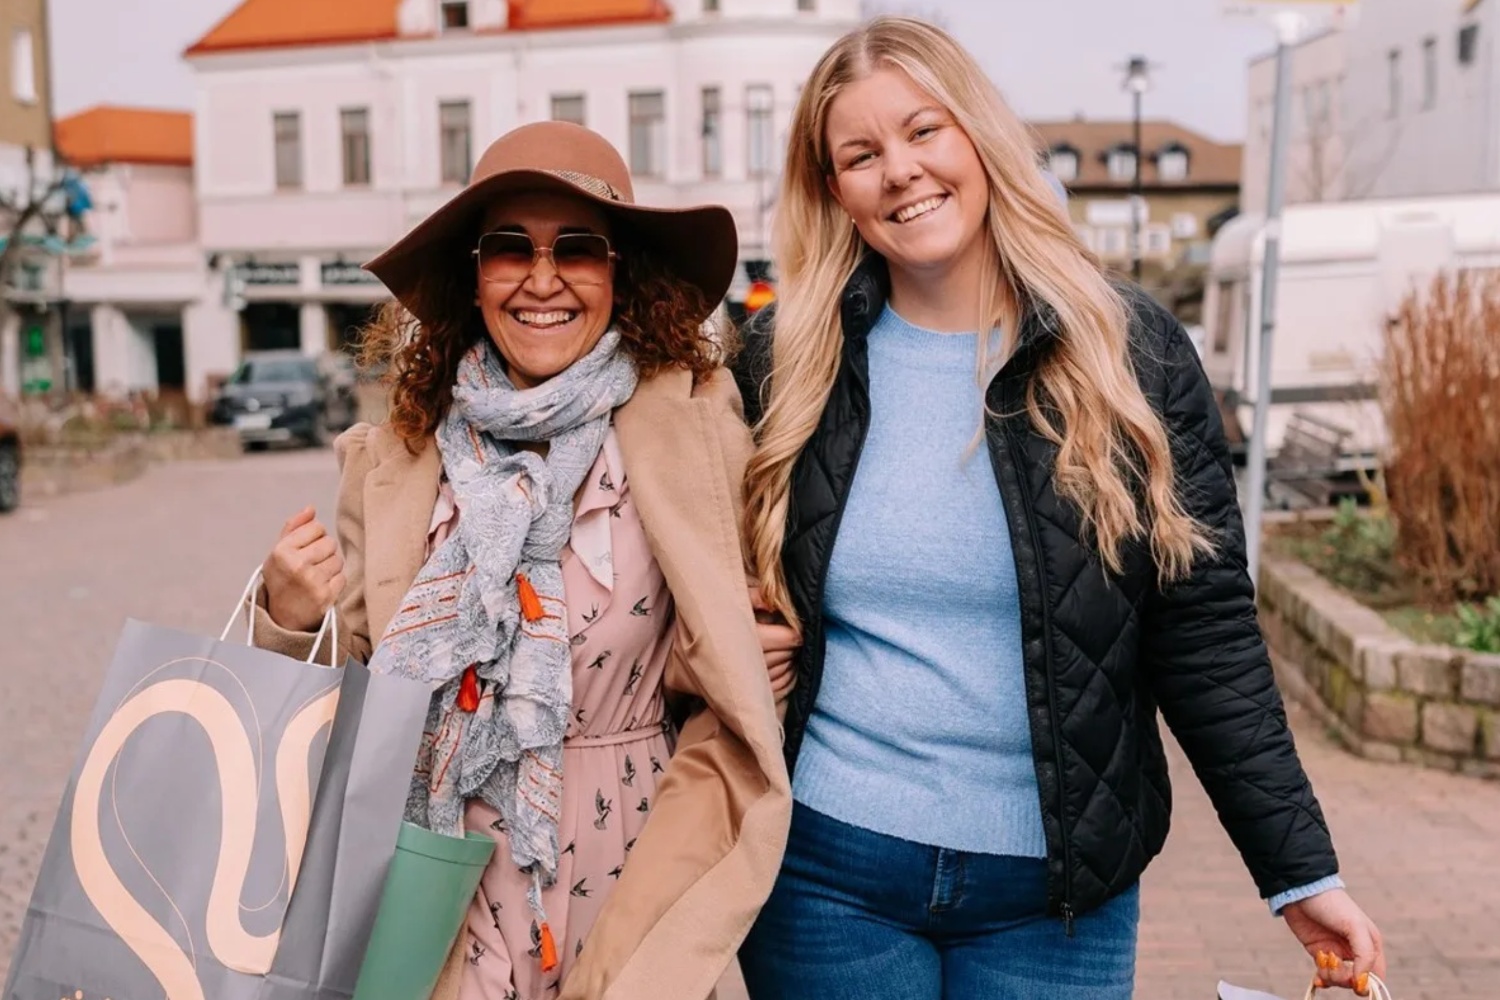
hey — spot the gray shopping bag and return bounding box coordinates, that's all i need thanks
[4,573,430,1000]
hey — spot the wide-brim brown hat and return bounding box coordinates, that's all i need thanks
[365,121,738,327]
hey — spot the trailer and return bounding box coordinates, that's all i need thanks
[1202,193,1500,501]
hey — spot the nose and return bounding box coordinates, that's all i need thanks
[882,145,923,191]
[523,249,564,297]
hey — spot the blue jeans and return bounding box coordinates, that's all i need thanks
[740,802,1139,1000]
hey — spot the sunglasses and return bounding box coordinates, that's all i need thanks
[472,231,617,287]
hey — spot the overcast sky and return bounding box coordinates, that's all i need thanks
[46,0,1279,143]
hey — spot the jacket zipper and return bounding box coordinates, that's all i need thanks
[1000,415,1077,937]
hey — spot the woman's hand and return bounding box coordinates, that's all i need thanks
[263,506,346,633]
[1282,889,1386,994]
[749,586,800,701]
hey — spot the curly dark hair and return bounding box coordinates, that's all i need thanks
[360,229,735,447]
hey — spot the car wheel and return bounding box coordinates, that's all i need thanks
[0,442,20,513]
[245,440,269,453]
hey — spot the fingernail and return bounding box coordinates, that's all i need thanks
[1313,977,1327,989]
[1355,973,1369,996]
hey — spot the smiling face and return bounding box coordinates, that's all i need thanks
[824,66,991,289]
[475,191,615,389]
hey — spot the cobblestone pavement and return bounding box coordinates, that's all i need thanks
[2,450,1497,998]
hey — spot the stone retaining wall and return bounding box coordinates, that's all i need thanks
[1258,556,1500,779]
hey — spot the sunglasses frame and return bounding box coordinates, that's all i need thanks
[471,231,619,286]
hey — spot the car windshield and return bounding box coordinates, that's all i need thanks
[230,358,317,384]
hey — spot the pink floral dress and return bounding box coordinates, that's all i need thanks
[433,427,676,1000]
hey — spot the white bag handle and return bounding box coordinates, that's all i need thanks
[1304,973,1394,1000]
[221,567,340,668]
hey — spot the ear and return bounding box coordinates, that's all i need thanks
[824,169,846,212]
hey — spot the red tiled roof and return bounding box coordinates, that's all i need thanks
[55,106,194,169]
[186,0,670,55]
[1030,119,1242,188]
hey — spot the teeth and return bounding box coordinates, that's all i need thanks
[514,310,576,327]
[894,196,945,223]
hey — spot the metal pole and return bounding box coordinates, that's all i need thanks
[1132,90,1144,283]
[1244,13,1303,586]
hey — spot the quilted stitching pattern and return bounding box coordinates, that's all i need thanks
[735,271,1338,918]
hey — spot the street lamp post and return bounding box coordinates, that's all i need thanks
[1123,56,1151,284]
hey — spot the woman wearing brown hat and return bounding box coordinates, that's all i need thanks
[249,121,793,1000]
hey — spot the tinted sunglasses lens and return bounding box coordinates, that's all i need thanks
[551,234,613,285]
[478,233,535,282]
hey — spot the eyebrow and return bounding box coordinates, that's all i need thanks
[834,105,948,153]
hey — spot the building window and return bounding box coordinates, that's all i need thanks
[702,87,723,178]
[340,108,371,187]
[1422,36,1438,109]
[1387,48,1402,118]
[1099,227,1129,258]
[797,0,815,9]
[1459,24,1480,67]
[11,28,37,104]
[1213,279,1235,354]
[440,101,472,184]
[1107,148,1137,182]
[747,84,775,178]
[1157,148,1189,182]
[1171,212,1199,239]
[1048,149,1078,182]
[1144,224,1172,256]
[628,91,667,178]
[551,94,586,126]
[441,1,470,30]
[273,112,303,190]
[704,0,719,10]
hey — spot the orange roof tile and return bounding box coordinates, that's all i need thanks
[510,0,671,29]
[186,0,671,54]
[186,0,401,56]
[55,107,194,169]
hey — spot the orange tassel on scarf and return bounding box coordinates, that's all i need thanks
[538,921,559,972]
[457,665,481,713]
[516,572,545,622]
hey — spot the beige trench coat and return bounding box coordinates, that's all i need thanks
[253,366,791,1000]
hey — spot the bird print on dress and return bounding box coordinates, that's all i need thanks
[582,604,601,625]
[607,864,624,880]
[609,498,626,518]
[630,597,651,617]
[622,755,636,787]
[598,470,615,492]
[650,755,664,775]
[527,920,543,960]
[571,878,592,899]
[586,650,611,671]
[594,790,612,830]
[561,839,576,856]
[468,940,486,965]
[625,837,637,854]
[624,660,645,696]
[489,901,503,929]
[636,797,650,814]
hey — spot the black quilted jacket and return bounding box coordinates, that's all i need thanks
[734,258,1338,927]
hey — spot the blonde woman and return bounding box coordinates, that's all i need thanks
[735,17,1384,1000]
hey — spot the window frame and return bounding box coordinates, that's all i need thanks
[1106,148,1138,182]
[701,86,723,179]
[628,91,667,179]
[273,111,303,191]
[11,28,38,104]
[440,1,470,31]
[439,100,473,186]
[746,84,776,179]
[1157,147,1189,182]
[340,107,372,187]
[550,93,587,127]
[1048,148,1079,183]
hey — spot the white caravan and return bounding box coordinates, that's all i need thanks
[1201,193,1500,470]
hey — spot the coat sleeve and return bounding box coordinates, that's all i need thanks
[1139,318,1340,901]
[249,423,377,667]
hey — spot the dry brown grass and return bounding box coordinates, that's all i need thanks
[1380,271,1500,602]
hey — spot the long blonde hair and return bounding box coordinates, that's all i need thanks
[744,16,1212,626]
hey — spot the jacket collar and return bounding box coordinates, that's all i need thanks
[837,252,1064,349]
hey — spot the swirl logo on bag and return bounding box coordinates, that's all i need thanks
[69,656,340,1000]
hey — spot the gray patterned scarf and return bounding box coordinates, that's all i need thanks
[367,330,638,896]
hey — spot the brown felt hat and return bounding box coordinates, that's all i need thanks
[365,121,738,327]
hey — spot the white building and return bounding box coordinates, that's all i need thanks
[186,0,861,357]
[1242,0,1500,206]
[53,106,240,403]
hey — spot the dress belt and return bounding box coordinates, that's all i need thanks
[563,720,670,748]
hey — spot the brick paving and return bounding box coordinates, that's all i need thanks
[2,450,1497,998]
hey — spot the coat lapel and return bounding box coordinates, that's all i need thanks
[362,428,442,641]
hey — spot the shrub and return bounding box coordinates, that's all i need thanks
[1381,272,1500,603]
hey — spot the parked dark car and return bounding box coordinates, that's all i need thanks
[0,394,19,513]
[210,351,358,449]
